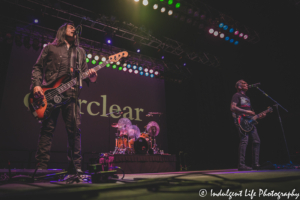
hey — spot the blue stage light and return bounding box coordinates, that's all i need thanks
[229,28,234,33]
[138,66,143,71]
[132,65,137,70]
[140,71,144,75]
[219,23,224,28]
[223,25,228,30]
[230,39,234,43]
[234,41,239,45]
[127,64,131,68]
[225,36,230,41]
[150,74,155,78]
[145,72,149,76]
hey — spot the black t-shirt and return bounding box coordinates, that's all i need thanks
[231,92,252,118]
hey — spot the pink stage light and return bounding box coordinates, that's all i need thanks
[243,35,248,40]
[239,33,244,37]
[149,69,154,74]
[134,70,139,74]
[144,68,149,72]
[154,71,159,75]
[213,31,219,36]
[208,28,214,34]
[123,67,127,72]
[220,33,225,38]
[128,69,133,73]
[234,30,239,35]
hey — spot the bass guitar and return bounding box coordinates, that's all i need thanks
[238,106,273,132]
[28,51,128,122]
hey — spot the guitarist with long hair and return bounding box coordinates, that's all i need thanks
[30,23,98,172]
[231,80,266,171]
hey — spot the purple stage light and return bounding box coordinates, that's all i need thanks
[107,39,111,44]
[183,63,186,66]
[34,19,39,23]
[161,56,164,59]
[137,49,140,53]
[208,28,214,34]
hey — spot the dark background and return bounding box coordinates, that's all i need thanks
[0,0,299,170]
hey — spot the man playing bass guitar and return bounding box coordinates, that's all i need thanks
[30,23,97,172]
[231,80,266,171]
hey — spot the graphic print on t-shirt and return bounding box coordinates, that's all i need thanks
[240,97,251,108]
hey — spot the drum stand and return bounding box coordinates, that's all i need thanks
[113,133,129,154]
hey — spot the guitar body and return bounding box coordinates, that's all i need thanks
[238,115,258,132]
[28,76,70,121]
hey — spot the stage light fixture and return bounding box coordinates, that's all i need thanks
[229,28,234,33]
[101,57,106,62]
[168,10,173,15]
[230,39,234,43]
[225,36,230,41]
[138,66,143,71]
[200,15,206,20]
[149,69,154,74]
[112,64,117,69]
[213,31,219,36]
[243,35,248,40]
[150,74,155,78]
[142,0,148,6]
[140,71,144,75]
[92,60,96,64]
[107,39,111,44]
[137,49,141,53]
[144,68,149,72]
[183,63,186,66]
[168,0,173,5]
[161,7,166,13]
[127,64,132,68]
[186,18,192,23]
[132,65,137,70]
[94,55,100,61]
[234,30,239,35]
[87,53,92,59]
[161,56,165,59]
[86,58,90,63]
[173,12,179,19]
[118,66,123,70]
[220,33,225,38]
[110,61,114,64]
[234,41,239,45]
[145,72,149,76]
[128,69,133,73]
[123,67,127,72]
[99,61,103,65]
[175,3,180,8]
[34,19,39,24]
[223,25,228,30]
[116,61,120,65]
[106,63,110,67]
[219,23,224,28]
[193,11,199,17]
[154,70,159,76]
[239,33,244,37]
[134,70,139,74]
[123,63,127,67]
[187,8,193,15]
[43,44,47,48]
[134,0,139,2]
[208,28,214,34]
[153,4,158,9]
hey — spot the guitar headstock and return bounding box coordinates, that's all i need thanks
[108,51,128,62]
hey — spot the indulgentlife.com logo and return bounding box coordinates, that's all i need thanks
[199,189,300,199]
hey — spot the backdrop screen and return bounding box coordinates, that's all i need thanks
[0,44,167,168]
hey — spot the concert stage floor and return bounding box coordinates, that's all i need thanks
[1,169,300,200]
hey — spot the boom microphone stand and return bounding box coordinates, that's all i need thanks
[255,86,292,165]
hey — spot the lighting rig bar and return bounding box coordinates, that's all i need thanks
[3,0,220,68]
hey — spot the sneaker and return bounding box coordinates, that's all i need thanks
[238,165,252,171]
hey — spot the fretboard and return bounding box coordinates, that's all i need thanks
[56,60,110,94]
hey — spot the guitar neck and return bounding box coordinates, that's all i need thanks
[56,60,109,94]
[253,109,271,120]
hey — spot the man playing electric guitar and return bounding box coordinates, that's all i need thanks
[30,23,97,172]
[231,80,266,171]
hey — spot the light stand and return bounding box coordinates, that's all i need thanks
[255,86,292,165]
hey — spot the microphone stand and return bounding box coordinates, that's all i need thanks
[255,86,292,165]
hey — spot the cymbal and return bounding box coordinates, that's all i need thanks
[127,125,141,139]
[146,121,160,137]
[117,118,132,131]
[111,123,118,128]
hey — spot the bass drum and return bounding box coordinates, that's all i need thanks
[134,137,148,154]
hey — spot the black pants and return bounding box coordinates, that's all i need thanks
[35,98,81,169]
[235,123,261,167]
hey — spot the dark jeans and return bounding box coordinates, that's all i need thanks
[235,122,261,167]
[35,98,81,169]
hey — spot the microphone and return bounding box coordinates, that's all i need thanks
[75,25,82,35]
[117,110,123,115]
[248,83,260,88]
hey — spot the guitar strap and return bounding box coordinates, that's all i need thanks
[70,46,77,77]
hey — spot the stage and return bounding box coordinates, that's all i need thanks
[1,169,300,200]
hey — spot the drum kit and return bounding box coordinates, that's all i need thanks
[112,114,162,155]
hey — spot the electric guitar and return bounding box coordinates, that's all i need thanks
[28,51,128,122]
[238,106,273,132]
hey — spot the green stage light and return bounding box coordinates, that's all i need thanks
[86,58,90,63]
[175,3,180,8]
[99,61,103,65]
[168,0,173,5]
[160,0,164,1]
[118,66,123,71]
[91,60,96,64]
[112,64,117,69]
[106,63,110,67]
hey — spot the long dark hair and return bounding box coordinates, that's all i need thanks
[52,22,77,46]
